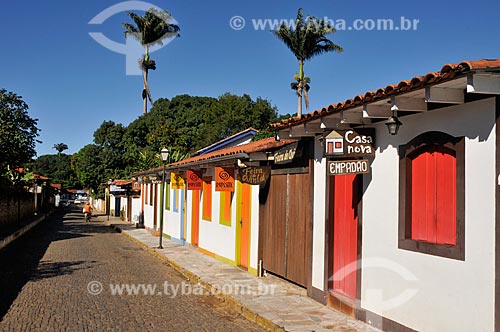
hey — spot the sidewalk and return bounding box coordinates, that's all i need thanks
[0,213,49,250]
[102,216,380,332]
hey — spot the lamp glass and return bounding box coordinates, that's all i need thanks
[385,116,402,135]
[160,147,169,162]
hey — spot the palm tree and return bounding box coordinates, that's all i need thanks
[272,8,343,117]
[53,143,68,155]
[123,8,180,114]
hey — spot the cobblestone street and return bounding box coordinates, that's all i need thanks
[0,208,265,332]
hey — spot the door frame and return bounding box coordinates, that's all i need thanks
[235,180,251,269]
[324,171,363,317]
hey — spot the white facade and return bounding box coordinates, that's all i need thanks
[362,98,495,332]
[311,98,496,331]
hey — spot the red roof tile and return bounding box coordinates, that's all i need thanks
[136,137,293,174]
[269,58,500,130]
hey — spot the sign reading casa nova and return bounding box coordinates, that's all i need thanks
[325,129,375,157]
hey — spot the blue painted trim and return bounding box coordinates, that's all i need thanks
[198,130,257,154]
[173,189,178,213]
[169,236,186,246]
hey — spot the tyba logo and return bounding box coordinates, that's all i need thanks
[88,1,179,76]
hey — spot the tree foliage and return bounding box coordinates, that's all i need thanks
[27,154,79,189]
[0,89,40,170]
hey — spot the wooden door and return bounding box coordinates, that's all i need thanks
[262,175,287,277]
[332,174,359,299]
[262,172,310,287]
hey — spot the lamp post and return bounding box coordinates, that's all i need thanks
[107,179,112,221]
[159,147,169,249]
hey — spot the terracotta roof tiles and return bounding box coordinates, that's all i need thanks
[136,137,294,175]
[269,58,500,130]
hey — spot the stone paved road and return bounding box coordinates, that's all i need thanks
[0,208,266,332]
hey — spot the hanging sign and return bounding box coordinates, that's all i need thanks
[274,141,303,164]
[215,167,235,192]
[110,185,126,192]
[170,172,185,189]
[325,129,375,157]
[328,159,370,175]
[240,166,271,185]
[186,170,202,190]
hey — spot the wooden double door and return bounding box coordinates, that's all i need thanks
[262,170,310,287]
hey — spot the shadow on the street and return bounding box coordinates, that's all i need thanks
[0,206,114,320]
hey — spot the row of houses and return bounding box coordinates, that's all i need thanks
[103,58,500,332]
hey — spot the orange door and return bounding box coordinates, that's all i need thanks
[332,174,359,299]
[191,190,200,246]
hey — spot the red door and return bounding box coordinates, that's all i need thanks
[332,174,359,299]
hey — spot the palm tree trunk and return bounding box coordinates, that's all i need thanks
[143,68,148,114]
[297,59,304,117]
[297,85,303,117]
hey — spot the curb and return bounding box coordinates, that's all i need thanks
[0,214,47,251]
[111,224,285,332]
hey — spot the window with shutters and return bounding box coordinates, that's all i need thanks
[398,131,465,260]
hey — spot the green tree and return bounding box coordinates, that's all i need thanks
[0,88,40,170]
[27,154,79,189]
[123,8,180,114]
[272,8,343,116]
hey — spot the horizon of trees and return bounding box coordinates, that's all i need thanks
[28,93,281,196]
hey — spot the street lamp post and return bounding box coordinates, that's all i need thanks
[159,147,169,249]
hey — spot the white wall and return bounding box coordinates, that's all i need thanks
[196,168,236,261]
[249,184,260,271]
[131,197,141,224]
[312,138,327,290]
[163,188,183,241]
[361,98,496,332]
[143,183,155,229]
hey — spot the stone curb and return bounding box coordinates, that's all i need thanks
[0,214,47,251]
[111,224,285,332]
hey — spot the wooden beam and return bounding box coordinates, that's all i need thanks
[425,86,464,104]
[363,104,390,118]
[393,96,427,112]
[303,123,324,134]
[467,74,500,95]
[320,117,340,130]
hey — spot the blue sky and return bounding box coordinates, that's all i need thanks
[1,0,499,156]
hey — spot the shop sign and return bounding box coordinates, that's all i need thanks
[328,159,370,175]
[110,185,126,192]
[215,167,234,192]
[274,141,303,164]
[186,170,202,190]
[325,129,375,157]
[170,172,185,189]
[240,166,270,185]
